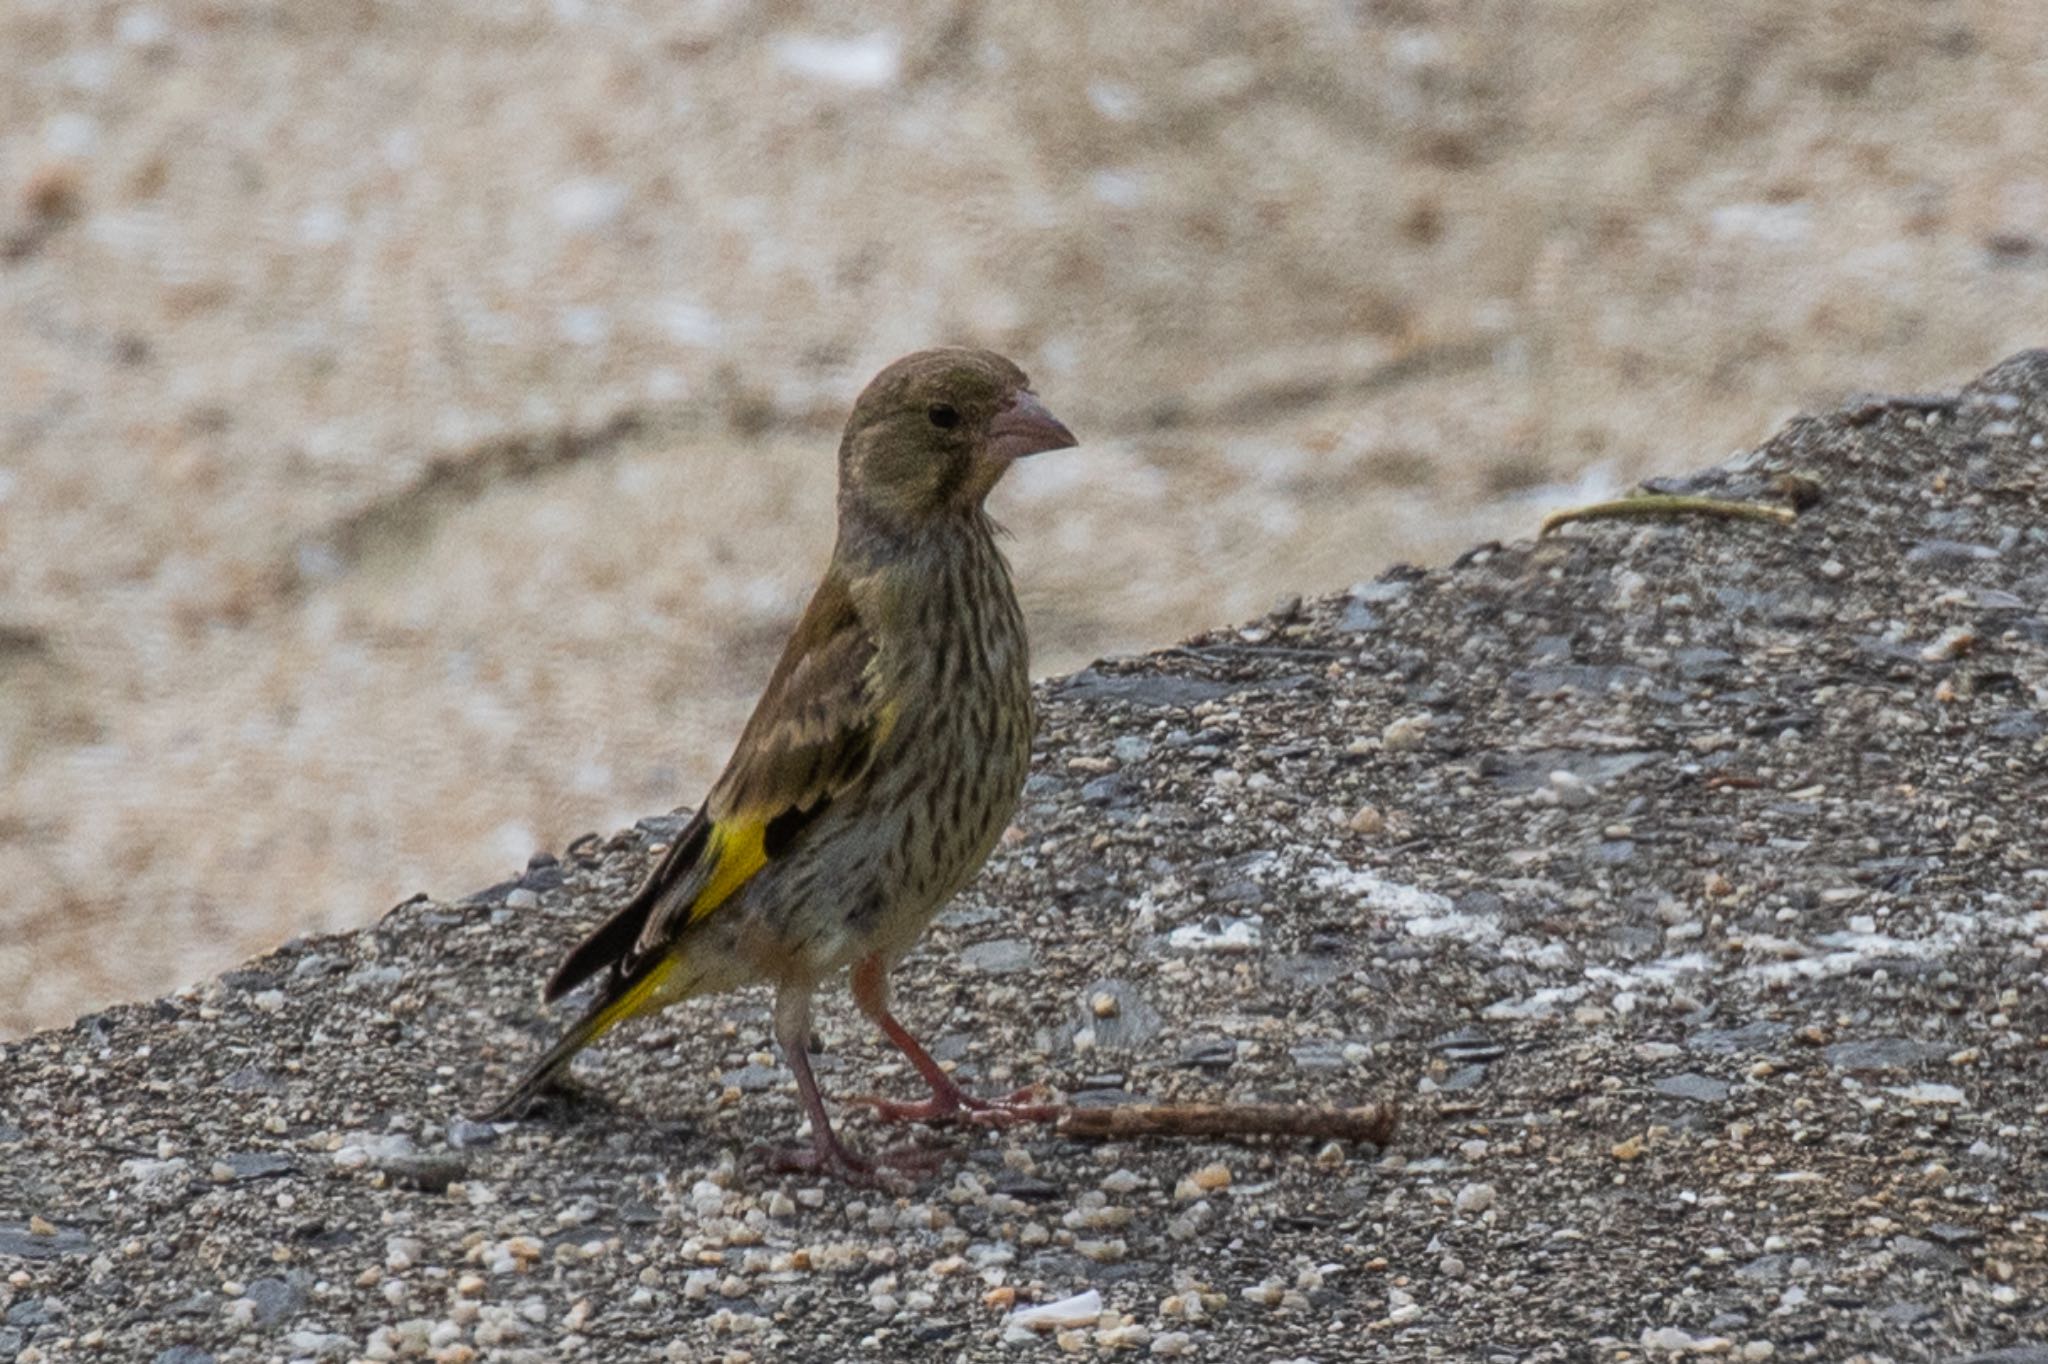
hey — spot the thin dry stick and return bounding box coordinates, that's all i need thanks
[1539,494,1797,539]
[1056,1101,1400,1147]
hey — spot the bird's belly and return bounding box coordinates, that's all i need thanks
[738,693,1029,983]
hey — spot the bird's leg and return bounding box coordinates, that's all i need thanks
[758,984,938,1185]
[848,955,1061,1127]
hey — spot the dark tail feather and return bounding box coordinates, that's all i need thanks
[475,996,616,1121]
[542,900,650,1005]
[544,812,708,1003]
[475,947,677,1121]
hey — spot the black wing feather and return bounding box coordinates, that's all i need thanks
[541,811,709,1003]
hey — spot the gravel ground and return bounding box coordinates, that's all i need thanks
[4,351,2047,1361]
[8,0,2048,1034]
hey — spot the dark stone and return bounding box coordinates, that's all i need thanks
[1505,665,1654,698]
[0,1222,94,1261]
[217,1152,298,1182]
[1890,1236,1964,1269]
[1925,1222,1985,1247]
[1266,952,1350,989]
[1067,1087,1141,1108]
[1439,1064,1488,1093]
[1734,1254,1789,1283]
[926,1032,972,1063]
[1686,1021,1791,1055]
[1823,1037,1949,1072]
[1079,774,1128,805]
[221,1065,283,1094]
[993,1173,1059,1203]
[243,1275,305,1325]
[1652,1073,1731,1103]
[934,901,1001,929]
[1287,1038,1347,1072]
[1055,668,1234,709]
[514,851,566,892]
[1076,979,1163,1051]
[1675,647,1739,680]
[1175,1038,1236,1069]
[1433,1029,1505,1063]
[1987,711,2046,740]
[1872,1302,1937,1327]
[1604,924,1662,960]
[720,1064,784,1093]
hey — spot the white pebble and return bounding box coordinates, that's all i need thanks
[1007,1289,1102,1331]
[1454,1182,1496,1215]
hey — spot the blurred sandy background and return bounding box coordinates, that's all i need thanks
[3,0,2044,1036]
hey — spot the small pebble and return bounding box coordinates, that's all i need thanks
[1453,1182,1496,1215]
[1381,714,1431,751]
[1347,805,1385,835]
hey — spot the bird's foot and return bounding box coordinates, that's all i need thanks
[853,1084,1062,1128]
[753,1137,945,1189]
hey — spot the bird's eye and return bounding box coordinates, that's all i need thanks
[926,403,960,430]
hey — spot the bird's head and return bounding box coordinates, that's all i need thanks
[838,348,1077,531]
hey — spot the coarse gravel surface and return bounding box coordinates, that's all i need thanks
[4,351,2048,1361]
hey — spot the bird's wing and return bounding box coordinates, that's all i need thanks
[639,568,893,955]
[539,807,709,1003]
[662,568,899,947]
[544,567,892,1003]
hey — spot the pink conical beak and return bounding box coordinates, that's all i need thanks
[987,390,1078,462]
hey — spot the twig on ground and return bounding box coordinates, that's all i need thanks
[1540,494,1797,539]
[1056,1100,1400,1147]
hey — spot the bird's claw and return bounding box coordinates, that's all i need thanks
[852,1085,1062,1128]
[752,1139,944,1189]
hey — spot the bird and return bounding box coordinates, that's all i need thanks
[480,347,1078,1180]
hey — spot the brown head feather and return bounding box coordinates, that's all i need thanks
[838,348,1074,531]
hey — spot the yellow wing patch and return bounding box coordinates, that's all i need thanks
[580,826,761,1043]
[692,821,767,924]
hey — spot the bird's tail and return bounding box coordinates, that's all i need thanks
[475,957,679,1121]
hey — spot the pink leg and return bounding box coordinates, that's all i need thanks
[848,955,1060,1127]
[758,983,939,1186]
